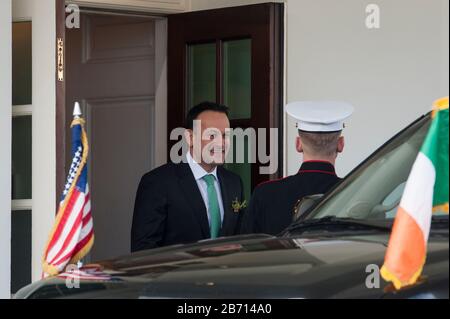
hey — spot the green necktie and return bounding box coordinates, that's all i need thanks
[203,174,221,239]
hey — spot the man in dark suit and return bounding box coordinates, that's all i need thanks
[131,102,244,252]
[241,101,354,235]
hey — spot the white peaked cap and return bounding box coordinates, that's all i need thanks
[285,101,354,132]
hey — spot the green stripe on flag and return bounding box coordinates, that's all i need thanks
[421,108,449,208]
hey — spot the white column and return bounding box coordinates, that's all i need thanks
[31,0,56,282]
[0,0,12,299]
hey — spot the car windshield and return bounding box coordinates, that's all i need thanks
[302,114,446,222]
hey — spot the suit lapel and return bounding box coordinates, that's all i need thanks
[218,167,234,237]
[176,163,211,238]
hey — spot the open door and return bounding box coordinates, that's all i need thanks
[168,3,284,200]
[60,3,169,261]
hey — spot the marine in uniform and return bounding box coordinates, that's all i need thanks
[240,101,354,235]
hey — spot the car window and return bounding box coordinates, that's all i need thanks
[308,116,432,221]
[382,182,406,219]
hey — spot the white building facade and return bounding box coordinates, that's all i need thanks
[0,0,448,297]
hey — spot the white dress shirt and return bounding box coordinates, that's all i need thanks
[186,152,225,227]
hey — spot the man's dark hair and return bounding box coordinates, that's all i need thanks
[186,101,229,130]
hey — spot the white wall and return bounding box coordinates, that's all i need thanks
[191,0,449,177]
[442,0,449,93]
[285,0,449,177]
[0,0,12,299]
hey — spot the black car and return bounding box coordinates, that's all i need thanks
[16,113,448,299]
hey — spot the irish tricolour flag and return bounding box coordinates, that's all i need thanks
[381,97,449,290]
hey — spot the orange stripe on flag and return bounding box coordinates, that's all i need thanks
[381,207,426,289]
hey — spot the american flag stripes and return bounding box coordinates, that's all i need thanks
[42,115,94,277]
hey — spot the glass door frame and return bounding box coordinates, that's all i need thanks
[11,8,33,298]
[168,3,285,191]
[12,0,60,286]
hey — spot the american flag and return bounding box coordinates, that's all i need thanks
[42,114,94,277]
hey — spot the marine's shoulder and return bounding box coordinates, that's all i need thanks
[254,174,299,194]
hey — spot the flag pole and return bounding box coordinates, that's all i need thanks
[42,101,93,277]
[73,102,84,270]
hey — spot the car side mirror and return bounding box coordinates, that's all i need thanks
[293,194,324,222]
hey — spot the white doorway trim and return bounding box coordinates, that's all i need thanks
[70,0,190,14]
[0,0,12,300]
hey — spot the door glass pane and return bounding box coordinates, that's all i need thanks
[225,135,252,202]
[223,39,251,120]
[187,43,216,109]
[12,22,32,106]
[12,116,32,200]
[11,211,32,294]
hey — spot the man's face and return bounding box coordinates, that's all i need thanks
[188,111,231,166]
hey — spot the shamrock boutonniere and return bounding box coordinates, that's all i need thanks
[232,198,247,213]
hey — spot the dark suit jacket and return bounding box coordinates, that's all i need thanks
[240,161,341,236]
[131,162,244,252]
